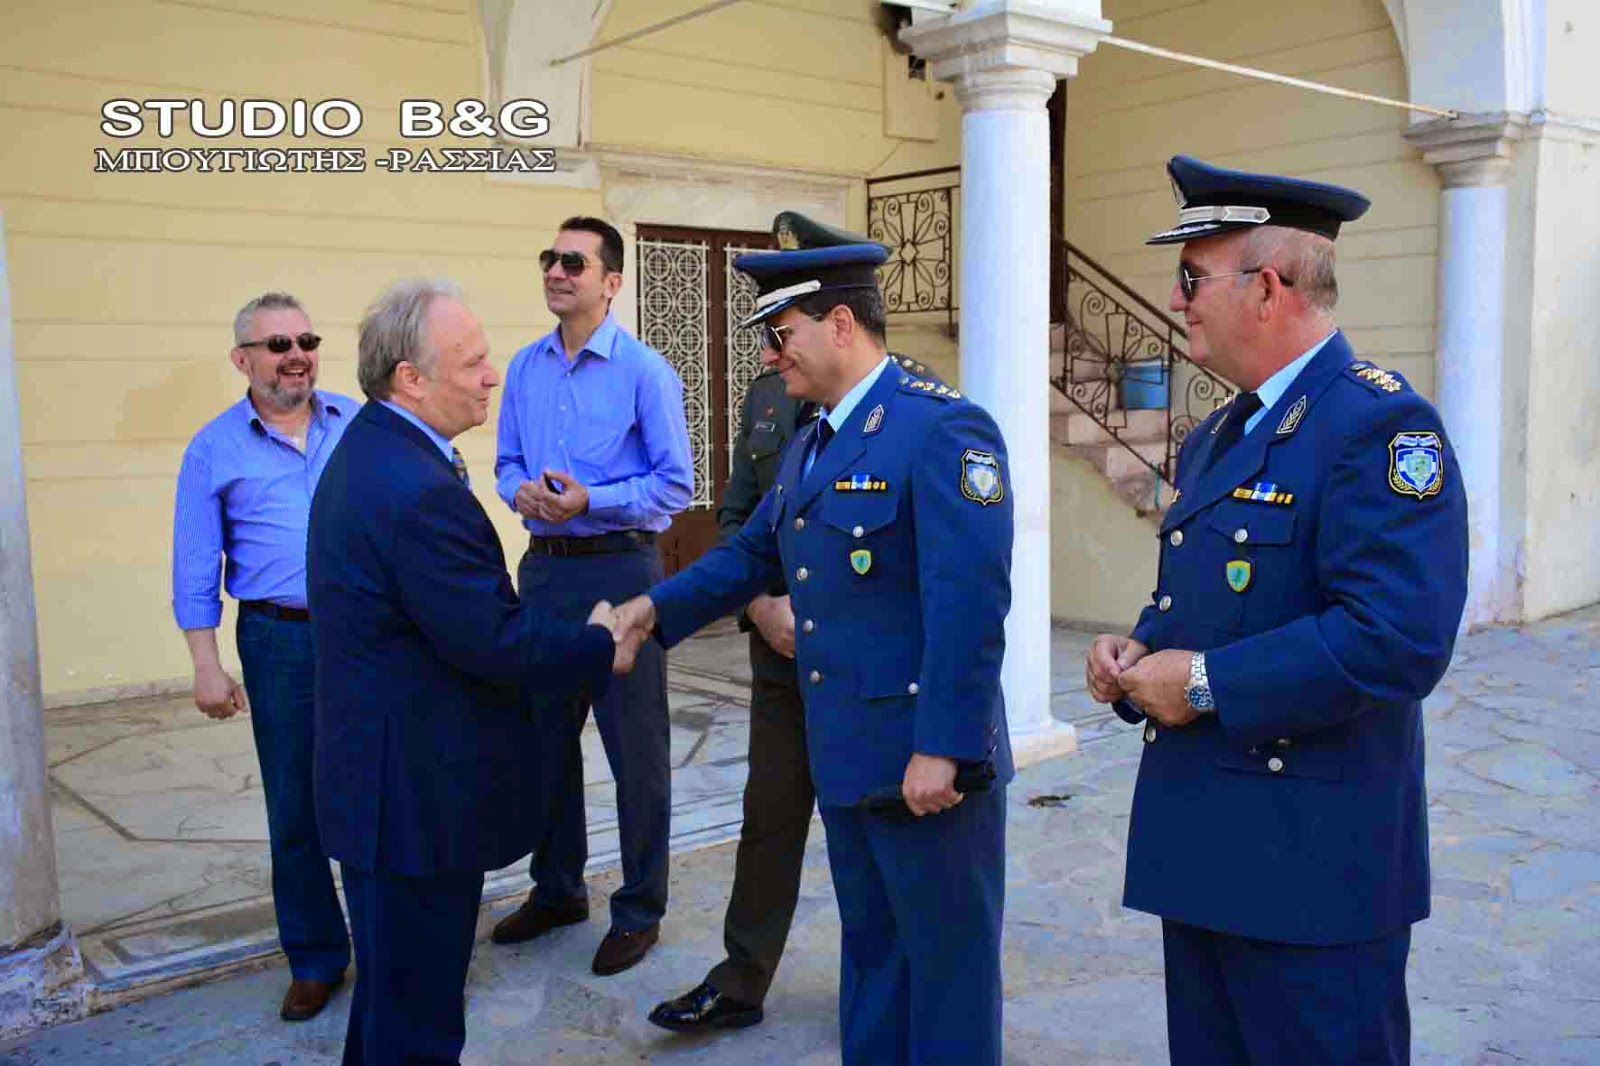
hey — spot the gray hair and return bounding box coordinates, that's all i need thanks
[1240,226,1339,312]
[232,291,305,345]
[356,278,463,399]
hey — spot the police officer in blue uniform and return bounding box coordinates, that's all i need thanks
[1086,156,1469,1065]
[615,232,1014,1065]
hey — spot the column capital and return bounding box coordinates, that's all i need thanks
[1404,112,1530,188]
[900,1,1111,93]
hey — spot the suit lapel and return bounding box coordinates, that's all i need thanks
[364,401,459,481]
[792,366,899,513]
[1160,332,1354,532]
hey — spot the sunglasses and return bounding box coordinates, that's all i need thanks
[757,313,825,352]
[539,249,597,277]
[239,332,321,354]
[1177,262,1294,302]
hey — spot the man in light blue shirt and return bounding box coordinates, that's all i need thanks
[171,292,354,1022]
[490,217,693,977]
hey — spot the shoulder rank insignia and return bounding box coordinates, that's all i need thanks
[904,378,960,400]
[1275,395,1308,435]
[1347,361,1405,394]
[894,354,929,376]
[1389,431,1443,499]
[1231,481,1294,505]
[960,448,1004,505]
[835,473,888,492]
[863,404,884,435]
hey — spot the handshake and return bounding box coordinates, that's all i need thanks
[587,596,660,675]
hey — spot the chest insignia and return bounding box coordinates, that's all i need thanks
[1230,481,1295,506]
[850,548,873,575]
[1389,431,1443,499]
[960,449,1004,505]
[835,473,889,492]
[1226,560,1253,592]
[1275,395,1308,435]
[863,404,884,436]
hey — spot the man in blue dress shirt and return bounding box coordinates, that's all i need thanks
[171,291,354,1021]
[490,216,693,976]
[1086,156,1469,1065]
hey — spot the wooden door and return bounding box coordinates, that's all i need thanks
[636,225,775,576]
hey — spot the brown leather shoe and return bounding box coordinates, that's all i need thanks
[591,924,659,976]
[280,976,342,1022]
[490,897,589,945]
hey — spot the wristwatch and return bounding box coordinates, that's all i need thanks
[1184,652,1216,714]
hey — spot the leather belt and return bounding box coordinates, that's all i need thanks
[240,600,311,623]
[527,530,657,557]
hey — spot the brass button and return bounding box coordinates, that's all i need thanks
[1267,756,1284,773]
[1234,528,1249,544]
[794,517,805,531]
[1275,737,1292,749]
[1169,530,1184,547]
[802,619,814,634]
[796,567,809,582]
[907,682,919,695]
[1158,595,1172,612]
[809,670,821,684]
[1143,723,1157,743]
[852,525,864,538]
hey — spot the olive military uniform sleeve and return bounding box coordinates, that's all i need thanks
[1206,392,1468,748]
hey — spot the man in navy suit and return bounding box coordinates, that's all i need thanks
[308,278,630,1064]
[1086,156,1469,1064]
[614,237,1014,1065]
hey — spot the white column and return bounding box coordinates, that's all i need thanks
[1404,116,1525,629]
[904,2,1110,766]
[0,213,85,1038]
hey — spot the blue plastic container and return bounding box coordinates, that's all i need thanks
[1121,359,1169,410]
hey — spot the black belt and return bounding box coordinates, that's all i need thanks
[240,600,311,623]
[527,530,657,557]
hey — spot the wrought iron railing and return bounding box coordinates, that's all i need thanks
[865,165,959,335]
[865,166,1237,495]
[1056,241,1236,488]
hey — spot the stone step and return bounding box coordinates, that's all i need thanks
[1066,439,1169,481]
[1057,407,1169,446]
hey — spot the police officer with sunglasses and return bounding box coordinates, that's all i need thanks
[171,291,356,1022]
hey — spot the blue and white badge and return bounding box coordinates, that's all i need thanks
[960,448,1004,505]
[1389,431,1443,499]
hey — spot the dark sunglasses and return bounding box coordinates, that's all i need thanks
[1177,262,1293,302]
[239,332,321,354]
[756,313,825,352]
[539,249,596,277]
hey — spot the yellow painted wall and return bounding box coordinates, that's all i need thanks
[1064,0,1440,397]
[1,0,966,701]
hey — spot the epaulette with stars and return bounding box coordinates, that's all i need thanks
[892,353,931,377]
[898,376,961,401]
[1345,361,1411,395]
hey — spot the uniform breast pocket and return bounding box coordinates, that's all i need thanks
[1205,503,1298,633]
[822,493,899,587]
[1216,736,1344,781]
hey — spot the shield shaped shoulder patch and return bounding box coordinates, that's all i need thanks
[1226,560,1252,592]
[1389,431,1443,499]
[850,549,872,575]
[960,449,1004,505]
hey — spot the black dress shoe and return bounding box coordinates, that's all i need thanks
[490,898,589,945]
[648,980,764,1032]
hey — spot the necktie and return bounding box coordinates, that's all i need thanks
[814,419,835,459]
[1205,392,1263,472]
[450,447,470,486]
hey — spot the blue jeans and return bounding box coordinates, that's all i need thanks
[236,609,350,981]
[517,545,670,932]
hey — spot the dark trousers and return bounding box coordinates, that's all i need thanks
[820,786,1007,1066]
[706,632,814,1004]
[1162,919,1413,1066]
[340,864,483,1065]
[235,609,350,981]
[517,545,670,931]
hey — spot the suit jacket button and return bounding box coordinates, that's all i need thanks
[1267,756,1285,773]
[796,567,809,582]
[1169,530,1184,547]
[809,670,822,684]
[794,517,806,531]
[853,525,865,538]
[1276,737,1292,748]
[907,682,919,695]
[1158,595,1173,612]
[802,619,815,633]
[1234,528,1249,544]
[1143,723,1157,743]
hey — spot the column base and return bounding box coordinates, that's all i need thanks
[0,923,87,1040]
[1010,719,1079,770]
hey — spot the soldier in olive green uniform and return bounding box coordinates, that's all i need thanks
[648,214,938,1034]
